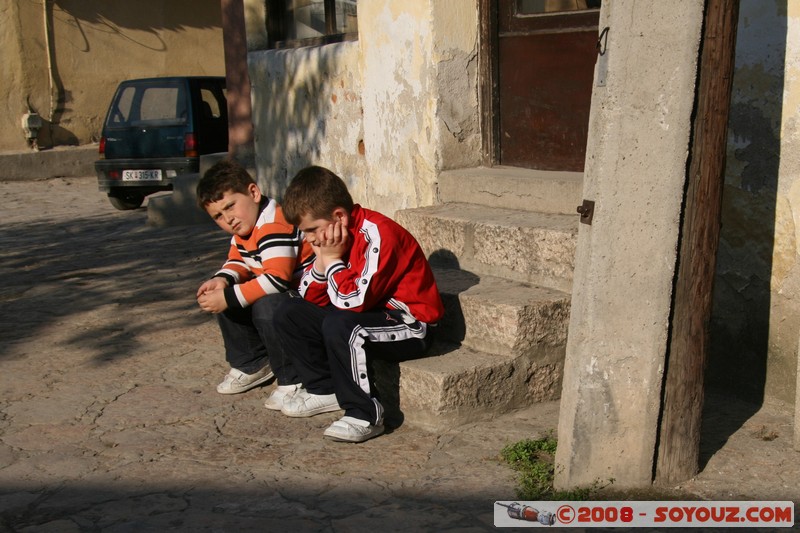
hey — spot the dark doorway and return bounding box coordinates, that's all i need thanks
[495,0,600,171]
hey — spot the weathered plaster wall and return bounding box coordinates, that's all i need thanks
[709,0,798,405]
[248,0,480,216]
[1,3,27,151]
[360,0,480,214]
[555,1,704,489]
[426,2,481,173]
[1,1,224,153]
[248,43,369,203]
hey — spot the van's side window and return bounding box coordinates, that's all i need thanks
[200,88,222,119]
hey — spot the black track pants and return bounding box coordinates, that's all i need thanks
[217,291,298,384]
[275,296,434,424]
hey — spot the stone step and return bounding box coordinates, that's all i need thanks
[396,202,578,292]
[439,166,583,215]
[373,343,563,431]
[434,268,570,359]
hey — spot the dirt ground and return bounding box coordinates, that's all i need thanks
[0,176,798,531]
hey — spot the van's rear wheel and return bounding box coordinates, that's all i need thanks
[108,191,145,210]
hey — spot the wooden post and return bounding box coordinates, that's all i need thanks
[655,0,739,484]
[220,0,255,158]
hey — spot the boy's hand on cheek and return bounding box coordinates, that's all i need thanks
[311,242,325,274]
[319,219,350,269]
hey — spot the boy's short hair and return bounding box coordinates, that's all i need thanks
[282,166,354,225]
[196,159,255,209]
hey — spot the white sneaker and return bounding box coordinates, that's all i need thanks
[323,416,385,443]
[216,365,274,394]
[280,389,340,417]
[264,383,302,411]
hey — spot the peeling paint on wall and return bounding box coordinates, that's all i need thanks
[360,1,438,213]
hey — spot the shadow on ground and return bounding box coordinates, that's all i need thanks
[2,484,502,531]
[0,208,229,365]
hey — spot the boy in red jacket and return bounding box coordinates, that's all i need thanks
[275,166,444,443]
[196,160,314,402]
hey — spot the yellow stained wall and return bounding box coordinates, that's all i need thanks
[710,0,799,405]
[1,1,224,152]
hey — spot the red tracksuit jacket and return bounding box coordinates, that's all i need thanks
[297,204,444,325]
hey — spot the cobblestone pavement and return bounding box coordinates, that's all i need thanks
[0,177,798,531]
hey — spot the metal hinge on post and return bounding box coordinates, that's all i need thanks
[577,199,595,225]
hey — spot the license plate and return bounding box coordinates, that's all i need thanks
[122,169,162,181]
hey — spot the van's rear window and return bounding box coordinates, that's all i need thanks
[108,83,188,126]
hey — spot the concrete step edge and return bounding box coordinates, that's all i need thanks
[397,202,580,232]
[396,204,578,291]
[433,268,571,356]
[438,166,583,215]
[387,344,563,431]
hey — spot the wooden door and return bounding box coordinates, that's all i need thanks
[497,0,600,171]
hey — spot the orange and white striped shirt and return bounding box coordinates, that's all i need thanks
[215,198,314,308]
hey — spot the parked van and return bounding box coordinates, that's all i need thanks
[95,76,228,210]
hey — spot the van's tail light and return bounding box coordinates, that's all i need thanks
[184,133,198,157]
[99,136,106,157]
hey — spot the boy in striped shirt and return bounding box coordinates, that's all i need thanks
[196,160,314,402]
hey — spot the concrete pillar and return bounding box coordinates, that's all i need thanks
[555,0,705,489]
[784,0,800,453]
[796,333,800,450]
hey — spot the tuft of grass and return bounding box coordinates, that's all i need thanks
[500,433,611,501]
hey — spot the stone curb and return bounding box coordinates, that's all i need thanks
[0,144,98,181]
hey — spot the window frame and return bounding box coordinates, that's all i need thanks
[266,0,358,50]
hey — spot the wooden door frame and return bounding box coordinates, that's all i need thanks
[478,0,499,167]
[479,1,599,169]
